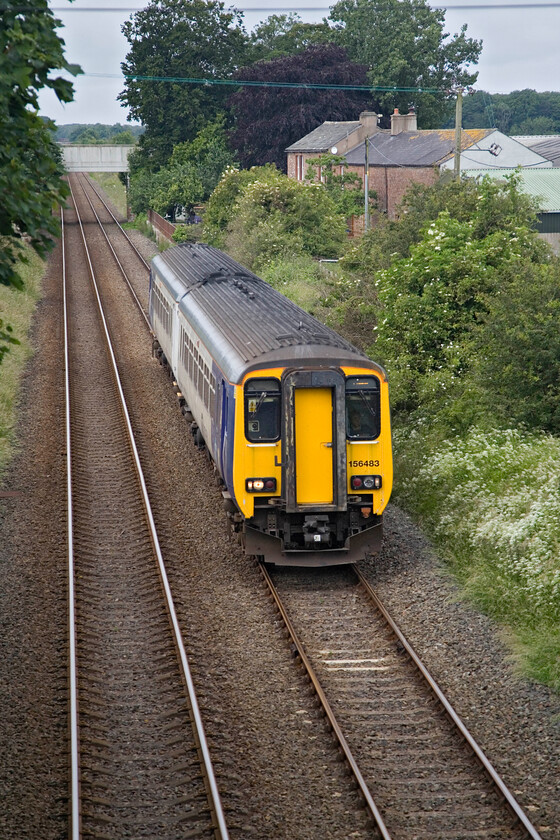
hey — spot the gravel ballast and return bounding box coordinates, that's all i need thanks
[0,195,558,838]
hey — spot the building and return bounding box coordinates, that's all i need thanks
[286,111,382,182]
[512,135,560,167]
[286,110,551,222]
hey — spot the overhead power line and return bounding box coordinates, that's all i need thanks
[44,3,560,10]
[90,71,443,93]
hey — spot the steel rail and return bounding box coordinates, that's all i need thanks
[353,565,544,840]
[62,207,81,840]
[82,173,150,272]
[66,179,230,840]
[74,174,150,329]
[257,561,392,840]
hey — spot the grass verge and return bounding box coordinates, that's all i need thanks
[0,247,44,477]
[89,172,127,217]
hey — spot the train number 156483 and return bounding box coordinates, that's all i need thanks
[349,459,380,468]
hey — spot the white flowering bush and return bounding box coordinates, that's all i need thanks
[394,425,560,687]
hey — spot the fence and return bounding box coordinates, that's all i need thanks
[147,209,175,242]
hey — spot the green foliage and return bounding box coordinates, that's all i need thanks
[258,253,330,312]
[172,223,203,243]
[472,261,560,434]
[393,425,560,689]
[0,0,81,291]
[119,0,250,171]
[54,122,145,142]
[0,245,42,471]
[370,177,547,423]
[329,0,481,127]
[128,118,235,216]
[68,124,138,145]
[203,165,280,244]
[216,167,348,270]
[0,320,20,367]
[304,153,367,218]
[168,116,236,198]
[250,13,333,60]
[457,88,560,134]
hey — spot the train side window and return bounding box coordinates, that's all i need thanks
[245,378,281,442]
[345,376,381,440]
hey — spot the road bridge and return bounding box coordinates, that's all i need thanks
[60,144,135,172]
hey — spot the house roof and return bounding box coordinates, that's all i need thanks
[285,121,361,152]
[345,129,494,167]
[465,168,560,212]
[523,137,560,166]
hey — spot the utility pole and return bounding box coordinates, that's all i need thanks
[364,135,369,231]
[453,87,463,180]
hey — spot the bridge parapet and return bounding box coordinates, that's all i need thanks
[60,144,135,172]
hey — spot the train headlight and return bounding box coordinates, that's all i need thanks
[351,475,382,491]
[246,477,277,493]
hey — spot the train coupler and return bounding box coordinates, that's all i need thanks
[302,515,332,548]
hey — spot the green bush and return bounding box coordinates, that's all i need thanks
[473,260,560,434]
[202,164,282,246]
[224,169,347,270]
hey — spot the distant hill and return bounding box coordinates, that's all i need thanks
[53,123,145,143]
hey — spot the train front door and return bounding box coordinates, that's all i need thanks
[283,369,347,513]
[294,387,333,504]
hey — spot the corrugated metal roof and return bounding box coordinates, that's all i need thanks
[465,168,560,211]
[345,129,494,167]
[285,121,361,152]
[525,137,560,166]
[511,135,560,165]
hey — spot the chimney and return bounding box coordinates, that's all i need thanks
[359,111,382,135]
[391,107,417,135]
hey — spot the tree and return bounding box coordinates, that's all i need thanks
[128,117,234,216]
[367,175,547,425]
[0,0,81,297]
[250,13,333,60]
[229,44,376,171]
[329,0,482,127]
[473,261,560,434]
[119,0,250,171]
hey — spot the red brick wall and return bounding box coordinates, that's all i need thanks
[347,165,439,219]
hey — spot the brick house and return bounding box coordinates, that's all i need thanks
[286,111,382,182]
[286,109,551,225]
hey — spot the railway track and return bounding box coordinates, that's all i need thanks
[262,562,544,840]
[62,174,228,839]
[56,174,548,839]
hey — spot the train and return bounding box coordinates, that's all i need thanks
[149,243,392,566]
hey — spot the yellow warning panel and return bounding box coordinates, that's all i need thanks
[295,388,333,504]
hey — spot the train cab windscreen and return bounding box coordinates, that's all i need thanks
[245,378,281,442]
[345,376,381,440]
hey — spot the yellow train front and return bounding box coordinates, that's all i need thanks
[149,243,392,567]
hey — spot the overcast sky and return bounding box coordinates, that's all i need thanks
[38,0,560,126]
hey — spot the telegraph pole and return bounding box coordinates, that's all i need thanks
[453,87,464,179]
[364,135,369,231]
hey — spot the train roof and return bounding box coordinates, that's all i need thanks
[151,244,386,384]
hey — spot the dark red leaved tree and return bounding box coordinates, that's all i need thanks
[229,44,378,172]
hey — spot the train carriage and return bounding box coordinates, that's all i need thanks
[149,243,392,566]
